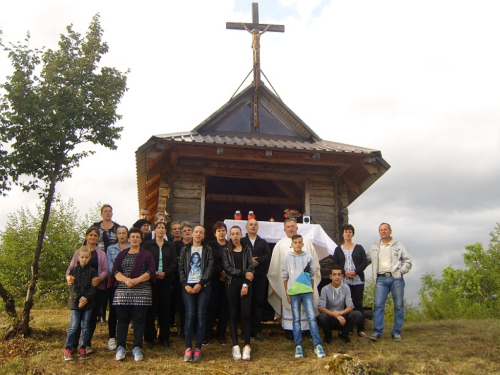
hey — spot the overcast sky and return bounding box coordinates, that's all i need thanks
[1,0,499,304]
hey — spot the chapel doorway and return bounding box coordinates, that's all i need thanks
[203,175,304,242]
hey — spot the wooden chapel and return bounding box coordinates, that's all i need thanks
[135,3,390,244]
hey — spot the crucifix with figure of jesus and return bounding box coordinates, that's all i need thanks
[226,3,284,130]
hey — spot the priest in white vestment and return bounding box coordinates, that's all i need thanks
[267,219,321,332]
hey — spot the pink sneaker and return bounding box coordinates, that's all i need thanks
[193,348,202,363]
[64,349,73,361]
[79,348,87,360]
[184,348,193,362]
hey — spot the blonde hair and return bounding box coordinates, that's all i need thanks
[77,246,91,256]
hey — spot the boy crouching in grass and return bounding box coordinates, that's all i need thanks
[317,265,363,344]
[282,234,325,359]
[64,246,97,361]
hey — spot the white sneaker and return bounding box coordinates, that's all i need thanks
[132,347,143,361]
[295,345,303,358]
[232,345,242,360]
[242,346,251,361]
[108,338,117,351]
[115,346,126,361]
[314,344,326,358]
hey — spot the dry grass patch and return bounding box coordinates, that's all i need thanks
[1,309,500,374]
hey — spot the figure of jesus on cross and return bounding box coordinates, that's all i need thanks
[226,3,284,71]
[242,24,271,66]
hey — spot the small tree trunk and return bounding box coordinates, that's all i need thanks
[1,282,18,341]
[7,167,60,339]
[0,282,17,318]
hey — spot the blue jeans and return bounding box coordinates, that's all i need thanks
[290,293,322,347]
[182,285,211,349]
[65,309,92,350]
[373,276,405,336]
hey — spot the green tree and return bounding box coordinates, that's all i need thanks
[419,224,500,320]
[0,14,127,338]
[84,201,105,227]
[0,196,86,303]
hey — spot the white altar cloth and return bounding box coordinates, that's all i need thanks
[223,220,337,260]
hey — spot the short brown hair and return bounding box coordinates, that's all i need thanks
[85,226,99,237]
[213,221,227,234]
[128,227,143,239]
[153,222,167,230]
[379,223,392,230]
[101,204,112,213]
[342,223,355,235]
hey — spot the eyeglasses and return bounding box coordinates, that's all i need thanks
[182,229,192,233]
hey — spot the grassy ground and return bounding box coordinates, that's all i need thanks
[1,309,500,374]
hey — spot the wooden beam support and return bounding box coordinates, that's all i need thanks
[171,152,178,168]
[200,175,206,225]
[173,144,348,167]
[274,180,299,199]
[178,165,333,182]
[342,176,360,195]
[146,178,160,197]
[178,158,334,176]
[146,187,159,202]
[333,164,350,178]
[292,181,303,191]
[207,193,302,206]
[304,180,311,215]
[361,162,379,175]
[147,151,169,177]
[146,174,160,188]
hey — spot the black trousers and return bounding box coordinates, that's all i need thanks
[100,287,108,320]
[145,280,173,343]
[227,278,252,346]
[116,305,148,349]
[172,276,185,331]
[317,310,363,340]
[250,276,268,335]
[108,287,118,338]
[205,278,229,339]
[349,284,365,332]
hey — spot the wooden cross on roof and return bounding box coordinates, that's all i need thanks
[227,3,284,130]
[226,3,284,87]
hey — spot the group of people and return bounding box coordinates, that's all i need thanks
[63,204,412,363]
